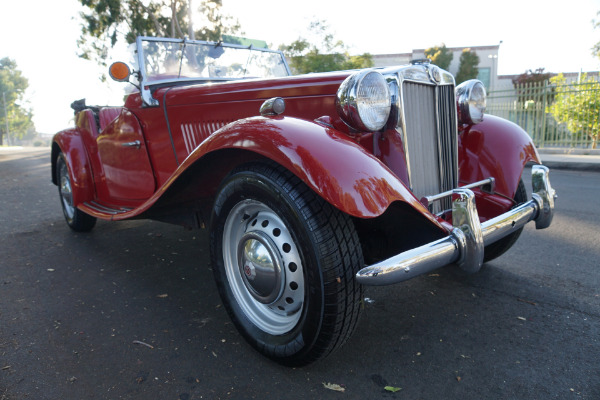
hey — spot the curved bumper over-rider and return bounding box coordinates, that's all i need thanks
[356,165,557,286]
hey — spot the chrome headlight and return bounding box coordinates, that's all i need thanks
[456,79,486,125]
[336,70,391,132]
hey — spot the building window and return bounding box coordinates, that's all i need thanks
[477,68,491,89]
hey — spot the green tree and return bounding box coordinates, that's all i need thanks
[280,20,373,74]
[78,0,241,67]
[424,43,453,71]
[195,0,241,42]
[455,48,480,85]
[0,58,35,145]
[593,11,600,60]
[547,73,599,149]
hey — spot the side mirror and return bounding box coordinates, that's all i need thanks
[109,62,131,82]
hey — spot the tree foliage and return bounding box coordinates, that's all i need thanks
[510,68,555,104]
[195,1,241,42]
[547,73,599,149]
[280,21,373,74]
[78,0,241,67]
[0,58,35,144]
[512,68,552,87]
[424,44,453,71]
[593,11,600,60]
[455,48,480,85]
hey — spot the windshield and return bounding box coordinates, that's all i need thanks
[138,37,290,83]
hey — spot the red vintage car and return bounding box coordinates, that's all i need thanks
[52,36,556,366]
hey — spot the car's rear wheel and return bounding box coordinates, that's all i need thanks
[210,163,364,366]
[483,179,527,262]
[56,153,96,232]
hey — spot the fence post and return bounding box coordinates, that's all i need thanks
[540,80,548,148]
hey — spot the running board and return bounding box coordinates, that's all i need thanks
[82,201,133,216]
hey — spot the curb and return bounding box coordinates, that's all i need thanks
[540,160,600,172]
[537,148,600,156]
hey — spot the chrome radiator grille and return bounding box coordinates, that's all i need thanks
[401,81,458,213]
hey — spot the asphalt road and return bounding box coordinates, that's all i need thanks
[1,148,599,400]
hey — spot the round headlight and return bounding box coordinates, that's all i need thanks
[336,70,391,132]
[456,79,486,125]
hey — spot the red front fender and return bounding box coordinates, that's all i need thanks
[186,116,445,229]
[458,114,541,199]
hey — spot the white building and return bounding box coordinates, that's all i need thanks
[372,44,599,93]
[372,44,502,90]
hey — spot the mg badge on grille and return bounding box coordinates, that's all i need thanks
[429,66,441,83]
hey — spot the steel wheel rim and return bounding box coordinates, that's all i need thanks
[223,199,304,335]
[58,160,75,220]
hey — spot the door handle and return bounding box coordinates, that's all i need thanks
[122,140,141,149]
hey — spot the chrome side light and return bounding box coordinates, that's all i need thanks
[336,70,391,132]
[456,79,486,125]
[260,97,286,116]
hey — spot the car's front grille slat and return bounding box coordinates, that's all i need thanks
[400,79,457,214]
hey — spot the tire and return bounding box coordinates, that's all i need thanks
[483,179,527,262]
[210,163,364,366]
[56,153,97,232]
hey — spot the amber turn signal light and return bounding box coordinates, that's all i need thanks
[109,62,131,82]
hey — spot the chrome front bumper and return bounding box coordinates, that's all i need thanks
[356,165,556,285]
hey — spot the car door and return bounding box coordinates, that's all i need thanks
[96,108,155,201]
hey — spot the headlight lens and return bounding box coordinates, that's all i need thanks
[336,70,391,132]
[456,79,486,125]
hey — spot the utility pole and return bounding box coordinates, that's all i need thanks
[2,92,9,146]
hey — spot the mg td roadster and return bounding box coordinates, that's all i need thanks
[52,36,556,366]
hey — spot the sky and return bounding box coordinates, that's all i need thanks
[1,0,599,134]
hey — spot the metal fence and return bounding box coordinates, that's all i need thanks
[486,77,599,149]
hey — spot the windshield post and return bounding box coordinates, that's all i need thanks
[136,36,160,107]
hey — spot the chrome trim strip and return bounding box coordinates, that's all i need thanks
[356,166,556,286]
[137,36,288,54]
[451,87,460,187]
[191,124,199,147]
[399,83,412,188]
[392,74,412,191]
[424,178,495,205]
[181,124,192,153]
[121,140,141,149]
[434,86,444,196]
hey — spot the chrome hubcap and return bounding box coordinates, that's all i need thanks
[59,161,75,219]
[223,200,304,335]
[238,231,284,304]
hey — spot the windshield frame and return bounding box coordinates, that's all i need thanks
[135,36,291,106]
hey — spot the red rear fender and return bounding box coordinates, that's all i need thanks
[52,129,95,207]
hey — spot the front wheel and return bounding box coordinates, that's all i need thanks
[56,153,96,232]
[210,163,364,366]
